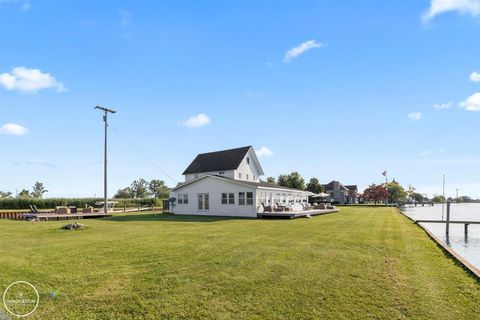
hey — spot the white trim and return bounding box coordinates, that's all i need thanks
[173,174,311,195]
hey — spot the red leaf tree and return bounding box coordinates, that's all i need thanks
[363,184,388,205]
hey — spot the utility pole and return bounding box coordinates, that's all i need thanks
[94,105,116,214]
[456,188,459,201]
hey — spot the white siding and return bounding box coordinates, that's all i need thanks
[234,149,262,182]
[170,176,257,218]
[185,170,235,182]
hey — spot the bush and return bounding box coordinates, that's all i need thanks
[0,198,165,210]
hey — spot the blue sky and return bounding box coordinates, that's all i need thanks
[0,0,479,198]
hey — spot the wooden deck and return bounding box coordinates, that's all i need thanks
[258,209,339,219]
[23,213,112,221]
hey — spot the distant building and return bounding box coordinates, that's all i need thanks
[322,181,358,204]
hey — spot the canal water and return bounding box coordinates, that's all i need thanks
[401,203,480,270]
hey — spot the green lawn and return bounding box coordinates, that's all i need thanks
[0,207,478,319]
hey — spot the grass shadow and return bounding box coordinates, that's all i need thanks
[101,213,253,223]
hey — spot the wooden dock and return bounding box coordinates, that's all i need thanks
[258,209,339,219]
[23,213,112,221]
[415,220,480,224]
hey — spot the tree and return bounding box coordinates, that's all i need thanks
[266,177,276,183]
[287,172,305,190]
[387,182,407,204]
[306,178,324,194]
[412,192,424,203]
[149,179,169,198]
[0,191,12,198]
[277,172,305,190]
[431,195,445,203]
[31,181,48,199]
[18,189,31,198]
[130,179,149,198]
[114,187,134,198]
[277,174,288,187]
[363,184,388,205]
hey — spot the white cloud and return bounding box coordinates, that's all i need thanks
[0,66,66,93]
[0,0,30,10]
[283,40,325,63]
[118,9,132,27]
[470,71,480,82]
[178,114,211,128]
[422,0,480,22]
[420,148,446,157]
[408,112,422,121]
[21,0,30,10]
[433,102,452,110]
[458,92,480,111]
[255,146,274,157]
[0,123,29,135]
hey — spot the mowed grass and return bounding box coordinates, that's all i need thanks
[0,207,478,319]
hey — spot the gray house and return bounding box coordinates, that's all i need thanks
[322,181,358,204]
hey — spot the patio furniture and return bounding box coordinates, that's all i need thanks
[55,206,71,214]
[82,207,94,214]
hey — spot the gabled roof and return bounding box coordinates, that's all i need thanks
[322,180,349,191]
[345,185,358,191]
[172,174,311,194]
[182,146,252,175]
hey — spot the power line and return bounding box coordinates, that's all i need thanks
[111,127,178,185]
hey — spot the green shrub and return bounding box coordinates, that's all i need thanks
[0,198,164,210]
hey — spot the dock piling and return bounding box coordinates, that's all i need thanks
[446,201,451,236]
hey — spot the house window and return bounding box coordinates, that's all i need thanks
[198,194,209,211]
[178,194,188,204]
[246,192,253,205]
[239,192,245,205]
[219,171,225,175]
[246,174,249,180]
[247,157,250,164]
[221,193,235,205]
[239,192,253,206]
[238,173,242,179]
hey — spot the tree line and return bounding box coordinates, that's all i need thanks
[114,179,169,199]
[265,172,325,194]
[0,181,48,199]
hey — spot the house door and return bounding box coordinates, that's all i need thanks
[198,193,209,211]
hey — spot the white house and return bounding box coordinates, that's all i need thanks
[169,146,312,218]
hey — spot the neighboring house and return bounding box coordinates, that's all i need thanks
[322,181,358,204]
[169,146,311,218]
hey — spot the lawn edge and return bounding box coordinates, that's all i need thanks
[395,207,480,282]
